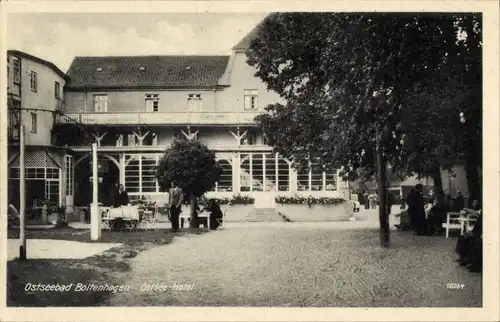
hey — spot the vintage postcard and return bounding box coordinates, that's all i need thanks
[0,1,499,321]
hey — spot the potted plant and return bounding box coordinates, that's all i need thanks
[275,195,349,222]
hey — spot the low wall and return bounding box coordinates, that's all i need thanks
[275,202,352,222]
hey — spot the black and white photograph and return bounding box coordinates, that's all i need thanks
[1,1,499,321]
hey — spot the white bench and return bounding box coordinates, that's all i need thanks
[442,212,463,238]
[442,212,478,238]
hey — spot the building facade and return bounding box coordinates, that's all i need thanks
[54,36,347,209]
[7,50,69,209]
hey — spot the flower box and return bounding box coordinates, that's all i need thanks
[275,195,350,222]
[276,203,351,222]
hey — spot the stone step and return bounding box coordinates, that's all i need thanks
[244,209,285,222]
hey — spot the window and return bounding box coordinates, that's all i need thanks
[124,154,161,194]
[31,112,37,133]
[244,90,258,110]
[145,94,159,112]
[93,94,108,112]
[55,82,60,99]
[12,56,20,84]
[240,131,257,145]
[30,71,37,92]
[187,93,202,110]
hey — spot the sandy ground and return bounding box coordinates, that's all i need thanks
[110,220,481,307]
[7,239,122,261]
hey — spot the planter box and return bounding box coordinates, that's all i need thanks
[276,202,352,222]
[220,204,255,222]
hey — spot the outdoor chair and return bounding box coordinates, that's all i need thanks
[101,208,113,231]
[141,203,158,231]
[216,209,227,229]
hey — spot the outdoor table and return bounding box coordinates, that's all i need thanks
[107,206,141,231]
[179,211,211,229]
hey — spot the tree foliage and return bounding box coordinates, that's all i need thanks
[156,140,222,198]
[248,13,481,195]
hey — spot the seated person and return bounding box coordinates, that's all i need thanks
[206,199,223,230]
[455,206,482,273]
[427,196,451,235]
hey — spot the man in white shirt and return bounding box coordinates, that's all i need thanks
[168,181,184,232]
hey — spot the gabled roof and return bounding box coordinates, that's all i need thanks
[65,55,230,90]
[232,16,269,51]
[7,50,69,81]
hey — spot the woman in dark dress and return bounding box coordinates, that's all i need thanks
[455,203,482,273]
[206,199,223,230]
[406,184,426,235]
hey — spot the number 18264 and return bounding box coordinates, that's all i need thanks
[447,283,465,289]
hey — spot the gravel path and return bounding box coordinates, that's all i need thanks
[110,223,482,307]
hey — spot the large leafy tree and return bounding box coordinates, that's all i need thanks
[248,13,481,246]
[156,140,222,227]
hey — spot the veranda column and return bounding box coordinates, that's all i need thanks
[232,152,240,193]
[90,143,101,240]
[119,154,125,186]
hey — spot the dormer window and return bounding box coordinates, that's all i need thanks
[96,67,103,72]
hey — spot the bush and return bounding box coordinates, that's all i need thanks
[275,195,345,206]
[199,194,255,205]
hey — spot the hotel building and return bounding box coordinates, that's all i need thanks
[8,29,348,211]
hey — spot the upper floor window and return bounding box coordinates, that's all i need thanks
[93,94,108,112]
[187,93,202,110]
[30,71,37,92]
[241,131,257,145]
[145,94,159,112]
[244,89,258,110]
[12,56,20,84]
[31,112,37,133]
[55,82,60,99]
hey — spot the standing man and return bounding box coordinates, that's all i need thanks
[406,184,426,235]
[168,181,184,232]
[114,184,130,207]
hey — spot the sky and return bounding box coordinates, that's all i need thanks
[7,13,268,72]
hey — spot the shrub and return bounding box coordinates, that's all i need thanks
[199,194,255,205]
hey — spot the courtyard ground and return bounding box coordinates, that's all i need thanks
[6,215,482,307]
[110,223,482,307]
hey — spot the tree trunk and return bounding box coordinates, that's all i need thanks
[430,163,444,201]
[189,192,198,228]
[377,134,390,248]
[465,160,481,207]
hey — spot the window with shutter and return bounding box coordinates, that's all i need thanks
[93,94,108,112]
[145,94,160,112]
[187,94,202,110]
